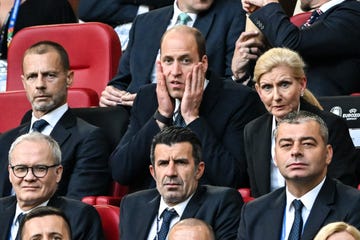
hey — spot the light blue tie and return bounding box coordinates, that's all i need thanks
[177,12,191,25]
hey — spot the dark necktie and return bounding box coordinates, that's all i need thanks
[288,200,304,240]
[32,119,49,132]
[157,209,178,240]
[15,213,26,240]
[176,12,191,25]
[301,9,323,29]
[173,111,186,127]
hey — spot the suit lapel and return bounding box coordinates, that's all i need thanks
[262,191,286,240]
[302,178,335,239]
[49,110,74,146]
[253,114,273,194]
[199,72,222,116]
[194,6,214,40]
[180,186,205,219]
[136,194,160,239]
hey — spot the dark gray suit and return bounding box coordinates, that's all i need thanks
[0,109,111,200]
[0,195,104,240]
[120,185,244,240]
[237,178,360,240]
[108,0,246,93]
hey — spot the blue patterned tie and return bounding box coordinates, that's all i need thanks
[32,119,49,132]
[157,209,178,240]
[173,111,186,127]
[176,13,191,25]
[288,200,304,240]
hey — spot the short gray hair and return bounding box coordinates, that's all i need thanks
[9,132,61,165]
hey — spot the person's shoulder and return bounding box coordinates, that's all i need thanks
[245,113,269,130]
[210,0,244,10]
[333,178,360,199]
[136,5,172,20]
[244,187,284,209]
[121,188,158,205]
[51,196,98,213]
[200,185,242,200]
[337,0,360,9]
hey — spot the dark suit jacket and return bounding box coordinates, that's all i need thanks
[0,195,104,240]
[120,185,244,240]
[0,109,111,200]
[250,0,360,96]
[78,0,173,26]
[108,0,246,93]
[110,72,266,191]
[244,98,358,197]
[237,178,360,240]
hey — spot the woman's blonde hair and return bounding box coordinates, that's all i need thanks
[254,47,322,110]
[314,222,360,240]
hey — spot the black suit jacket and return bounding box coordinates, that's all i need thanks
[237,178,360,240]
[120,185,244,240]
[108,0,246,93]
[250,0,360,96]
[0,109,111,200]
[78,0,173,26]
[110,72,265,191]
[0,195,104,240]
[244,99,357,197]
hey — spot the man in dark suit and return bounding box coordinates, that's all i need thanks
[237,0,360,96]
[110,25,265,191]
[0,41,110,199]
[237,111,360,240]
[100,0,246,107]
[0,132,104,240]
[120,126,244,239]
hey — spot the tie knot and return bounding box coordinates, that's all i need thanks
[162,208,178,223]
[292,199,303,211]
[17,212,26,225]
[32,119,49,132]
[177,12,191,25]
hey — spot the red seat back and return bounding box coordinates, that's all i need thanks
[7,22,121,98]
[94,205,120,240]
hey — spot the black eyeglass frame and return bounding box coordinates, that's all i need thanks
[9,164,60,178]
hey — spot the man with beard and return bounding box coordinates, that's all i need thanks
[119,126,244,240]
[0,41,110,200]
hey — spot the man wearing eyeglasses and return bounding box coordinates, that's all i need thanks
[0,132,104,240]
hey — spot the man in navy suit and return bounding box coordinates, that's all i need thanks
[237,111,360,240]
[120,126,244,239]
[100,0,246,107]
[236,0,360,96]
[0,41,110,200]
[110,25,265,191]
[0,132,104,240]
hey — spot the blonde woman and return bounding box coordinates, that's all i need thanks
[314,222,360,240]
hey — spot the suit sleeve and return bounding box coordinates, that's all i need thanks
[66,127,111,199]
[250,2,360,58]
[237,203,249,240]
[110,88,159,185]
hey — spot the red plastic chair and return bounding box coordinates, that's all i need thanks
[290,12,312,27]
[0,88,99,133]
[94,205,120,240]
[6,22,121,98]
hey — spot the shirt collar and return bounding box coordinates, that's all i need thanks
[172,0,197,26]
[285,177,326,212]
[158,193,194,219]
[319,0,345,13]
[14,200,50,224]
[31,103,68,130]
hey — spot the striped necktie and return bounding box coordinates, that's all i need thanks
[301,9,323,29]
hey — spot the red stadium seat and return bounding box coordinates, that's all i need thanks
[94,205,120,240]
[0,88,98,133]
[6,22,121,98]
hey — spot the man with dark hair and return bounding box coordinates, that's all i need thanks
[237,111,360,240]
[19,206,72,240]
[0,40,110,199]
[110,25,265,192]
[0,132,104,240]
[120,126,244,239]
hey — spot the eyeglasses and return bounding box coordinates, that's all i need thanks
[10,164,59,178]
